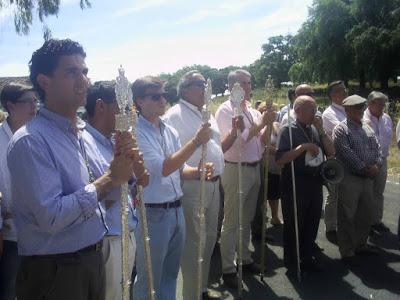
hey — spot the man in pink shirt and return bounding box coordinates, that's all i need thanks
[215,69,274,288]
[322,81,347,243]
[364,91,393,234]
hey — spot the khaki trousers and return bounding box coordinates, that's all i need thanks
[180,179,220,299]
[220,163,260,274]
[103,232,136,300]
[337,172,373,258]
[372,157,388,224]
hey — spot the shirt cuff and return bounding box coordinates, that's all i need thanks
[77,184,98,219]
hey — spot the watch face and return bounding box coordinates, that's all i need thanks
[305,147,323,167]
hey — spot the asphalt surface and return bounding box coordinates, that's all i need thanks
[176,181,400,300]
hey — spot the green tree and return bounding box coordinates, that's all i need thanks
[0,0,91,35]
[295,0,355,84]
[250,35,296,88]
[346,0,400,89]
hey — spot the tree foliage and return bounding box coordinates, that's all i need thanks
[0,0,91,35]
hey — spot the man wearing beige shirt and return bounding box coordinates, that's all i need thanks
[164,70,224,300]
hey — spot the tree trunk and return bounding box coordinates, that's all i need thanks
[359,69,366,89]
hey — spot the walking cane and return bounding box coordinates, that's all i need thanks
[284,83,301,282]
[260,75,275,281]
[230,83,245,298]
[115,67,155,300]
[196,79,212,300]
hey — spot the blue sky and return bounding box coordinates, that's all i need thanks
[0,0,312,81]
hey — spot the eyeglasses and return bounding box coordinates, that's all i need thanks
[15,98,39,105]
[352,104,366,111]
[143,92,168,101]
[186,81,206,88]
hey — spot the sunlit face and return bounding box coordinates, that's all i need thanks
[368,99,386,118]
[136,86,167,118]
[236,73,252,100]
[181,73,206,108]
[331,83,348,105]
[7,91,38,124]
[42,54,89,110]
[296,99,317,125]
[346,103,366,124]
[102,100,120,135]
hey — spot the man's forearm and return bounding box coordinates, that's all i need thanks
[276,144,305,165]
[93,171,119,201]
[221,130,237,153]
[246,122,264,142]
[162,138,200,176]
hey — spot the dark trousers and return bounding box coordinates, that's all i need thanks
[0,240,20,300]
[16,248,105,300]
[281,175,323,269]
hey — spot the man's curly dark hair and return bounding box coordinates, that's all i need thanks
[29,38,86,101]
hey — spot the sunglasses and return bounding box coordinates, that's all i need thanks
[186,81,206,88]
[143,92,168,101]
[15,98,39,105]
[352,104,366,111]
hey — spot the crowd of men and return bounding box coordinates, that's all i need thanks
[0,38,399,300]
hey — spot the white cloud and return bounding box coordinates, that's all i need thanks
[176,0,264,24]
[0,62,29,77]
[112,0,173,18]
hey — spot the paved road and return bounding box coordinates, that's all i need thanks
[176,181,400,300]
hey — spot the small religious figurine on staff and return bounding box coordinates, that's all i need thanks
[230,82,245,298]
[115,67,155,300]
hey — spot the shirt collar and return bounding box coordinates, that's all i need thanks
[138,114,166,131]
[85,123,113,149]
[331,102,345,113]
[39,107,85,133]
[179,99,202,116]
[347,118,363,128]
[364,107,380,122]
[2,119,13,139]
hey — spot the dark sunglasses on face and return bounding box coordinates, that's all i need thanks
[352,104,366,111]
[186,81,206,88]
[144,92,168,101]
[15,98,39,105]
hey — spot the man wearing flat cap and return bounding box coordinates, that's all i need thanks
[332,95,382,263]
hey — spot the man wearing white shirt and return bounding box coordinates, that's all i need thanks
[322,81,347,242]
[163,71,224,300]
[364,91,393,234]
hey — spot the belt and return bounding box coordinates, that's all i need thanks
[225,160,259,167]
[29,240,103,259]
[145,199,181,209]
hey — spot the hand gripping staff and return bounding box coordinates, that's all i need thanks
[230,83,245,299]
[259,75,275,282]
[115,66,155,300]
[196,78,212,300]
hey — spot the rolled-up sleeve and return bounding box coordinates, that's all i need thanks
[8,135,98,235]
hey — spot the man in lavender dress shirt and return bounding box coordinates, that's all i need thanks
[7,39,137,300]
[364,91,393,234]
[322,80,348,243]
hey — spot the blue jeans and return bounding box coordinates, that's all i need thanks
[0,240,20,300]
[133,206,185,300]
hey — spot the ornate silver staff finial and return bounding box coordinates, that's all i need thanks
[265,75,274,107]
[115,65,133,114]
[231,82,245,116]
